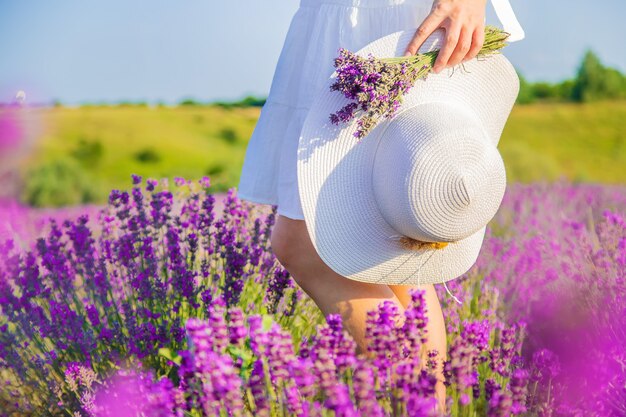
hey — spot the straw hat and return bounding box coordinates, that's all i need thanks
[296,28,519,288]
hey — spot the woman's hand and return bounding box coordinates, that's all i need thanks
[403,0,488,74]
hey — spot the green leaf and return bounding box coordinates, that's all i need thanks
[158,347,182,366]
[226,345,255,376]
[261,314,274,331]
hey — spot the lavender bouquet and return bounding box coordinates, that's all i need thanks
[329,25,511,140]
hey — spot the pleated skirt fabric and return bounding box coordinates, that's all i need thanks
[237,0,434,220]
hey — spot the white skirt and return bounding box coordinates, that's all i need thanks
[237,0,525,220]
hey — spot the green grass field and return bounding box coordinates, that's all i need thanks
[501,100,626,183]
[15,100,626,207]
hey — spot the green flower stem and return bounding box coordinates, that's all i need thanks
[381,25,510,70]
[335,25,512,139]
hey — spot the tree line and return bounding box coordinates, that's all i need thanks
[516,49,626,104]
[6,48,623,108]
[213,49,626,107]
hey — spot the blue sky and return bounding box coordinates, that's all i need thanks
[0,0,624,105]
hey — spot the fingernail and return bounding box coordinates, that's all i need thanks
[403,51,412,57]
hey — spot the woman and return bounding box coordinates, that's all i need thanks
[238,0,498,411]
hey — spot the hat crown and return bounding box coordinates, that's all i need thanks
[371,101,507,243]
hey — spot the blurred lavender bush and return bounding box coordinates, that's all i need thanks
[0,175,624,416]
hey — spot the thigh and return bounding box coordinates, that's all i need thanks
[270,215,318,265]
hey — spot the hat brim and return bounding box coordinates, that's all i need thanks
[297,28,519,285]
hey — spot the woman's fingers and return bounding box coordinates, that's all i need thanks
[403,14,442,57]
[402,0,488,72]
[463,22,485,63]
[432,22,461,73]
[445,25,473,69]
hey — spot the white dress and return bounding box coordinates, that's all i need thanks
[237,0,525,220]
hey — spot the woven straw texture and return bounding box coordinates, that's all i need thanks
[297,28,519,285]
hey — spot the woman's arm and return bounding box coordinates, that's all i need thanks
[403,0,488,74]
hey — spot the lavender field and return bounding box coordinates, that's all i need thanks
[0,175,625,416]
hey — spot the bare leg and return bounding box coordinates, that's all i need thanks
[388,283,448,414]
[270,214,405,356]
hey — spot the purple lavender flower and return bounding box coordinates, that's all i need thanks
[323,382,358,417]
[264,322,297,385]
[92,368,176,417]
[328,26,512,139]
[287,357,316,401]
[308,314,358,376]
[487,382,513,417]
[400,288,429,356]
[509,368,530,414]
[530,348,561,381]
[489,324,518,377]
[364,300,404,386]
[247,314,270,357]
[247,357,271,415]
[461,319,491,353]
[226,306,247,346]
[352,359,385,416]
[2,172,624,416]
[444,335,479,392]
